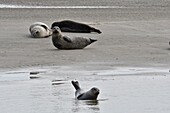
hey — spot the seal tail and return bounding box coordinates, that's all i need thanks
[91,28,102,34]
[71,81,81,90]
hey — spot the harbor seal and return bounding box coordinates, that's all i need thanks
[71,81,100,100]
[52,26,97,49]
[51,20,102,34]
[29,22,52,38]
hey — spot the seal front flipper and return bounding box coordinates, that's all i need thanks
[63,36,72,43]
[40,24,48,31]
[77,93,85,100]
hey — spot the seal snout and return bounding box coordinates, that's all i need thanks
[32,30,40,37]
[52,26,61,34]
[35,31,39,34]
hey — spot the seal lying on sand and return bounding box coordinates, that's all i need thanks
[51,20,101,33]
[29,22,52,38]
[52,26,97,49]
[71,81,100,100]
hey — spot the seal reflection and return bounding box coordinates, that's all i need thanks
[72,99,100,113]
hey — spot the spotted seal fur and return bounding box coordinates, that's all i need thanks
[52,26,97,49]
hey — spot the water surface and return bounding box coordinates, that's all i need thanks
[0,66,170,113]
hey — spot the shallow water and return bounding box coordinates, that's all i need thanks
[0,4,124,9]
[0,0,170,8]
[0,66,170,113]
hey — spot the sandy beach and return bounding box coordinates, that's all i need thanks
[0,7,170,68]
[0,1,170,113]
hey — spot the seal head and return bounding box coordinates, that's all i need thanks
[29,22,52,38]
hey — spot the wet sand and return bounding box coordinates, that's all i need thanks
[0,2,170,113]
[0,7,170,69]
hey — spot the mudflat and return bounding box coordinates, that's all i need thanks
[0,7,170,69]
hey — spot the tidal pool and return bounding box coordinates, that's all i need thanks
[0,66,170,113]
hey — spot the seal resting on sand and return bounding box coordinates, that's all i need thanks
[71,81,100,100]
[52,26,97,49]
[29,22,52,38]
[51,20,101,33]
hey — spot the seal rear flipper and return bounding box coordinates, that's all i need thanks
[71,81,80,90]
[90,38,97,43]
[91,28,102,34]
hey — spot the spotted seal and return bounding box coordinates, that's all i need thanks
[52,26,97,49]
[71,81,100,100]
[29,22,52,38]
[51,20,101,33]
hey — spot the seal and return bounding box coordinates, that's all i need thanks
[51,20,101,34]
[71,81,100,100]
[29,22,52,38]
[52,26,97,49]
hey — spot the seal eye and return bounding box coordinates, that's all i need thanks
[53,26,60,30]
[56,27,60,30]
[92,88,97,91]
[52,26,61,33]
[35,31,39,34]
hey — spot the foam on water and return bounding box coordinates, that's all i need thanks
[0,66,169,82]
[96,67,169,76]
[0,4,124,9]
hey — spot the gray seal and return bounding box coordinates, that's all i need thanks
[51,20,101,34]
[52,26,97,49]
[29,22,52,38]
[71,81,100,100]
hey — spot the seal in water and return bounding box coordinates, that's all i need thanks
[29,22,52,38]
[51,20,101,33]
[71,80,100,100]
[52,26,97,49]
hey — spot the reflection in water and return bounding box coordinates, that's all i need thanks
[85,100,99,105]
[72,99,100,113]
